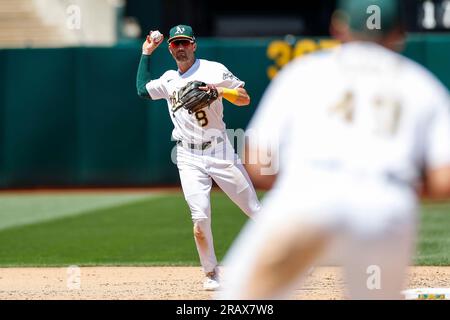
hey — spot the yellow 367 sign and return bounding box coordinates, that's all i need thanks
[266,38,340,79]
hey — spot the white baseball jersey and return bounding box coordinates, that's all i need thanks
[248,41,450,225]
[145,59,260,277]
[145,59,244,144]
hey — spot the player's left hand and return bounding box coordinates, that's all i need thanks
[199,84,220,95]
[173,81,219,114]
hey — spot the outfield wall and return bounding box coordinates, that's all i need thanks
[0,35,449,188]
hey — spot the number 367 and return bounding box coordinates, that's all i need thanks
[266,38,340,79]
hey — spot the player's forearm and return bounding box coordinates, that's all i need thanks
[245,163,277,190]
[421,166,450,200]
[244,145,277,190]
[136,54,152,99]
[219,87,251,106]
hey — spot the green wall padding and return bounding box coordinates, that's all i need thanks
[0,35,449,188]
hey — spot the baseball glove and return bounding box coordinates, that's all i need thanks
[172,80,219,114]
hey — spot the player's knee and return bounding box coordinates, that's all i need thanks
[190,209,209,221]
[249,201,261,217]
[193,219,208,240]
[241,196,261,218]
[185,195,210,220]
[193,223,204,239]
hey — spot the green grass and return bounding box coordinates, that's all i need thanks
[415,201,450,265]
[0,192,249,267]
[0,192,448,266]
[0,193,155,231]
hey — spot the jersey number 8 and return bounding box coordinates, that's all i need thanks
[195,110,208,127]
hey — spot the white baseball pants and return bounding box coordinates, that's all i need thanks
[176,138,261,274]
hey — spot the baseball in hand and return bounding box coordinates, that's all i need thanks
[150,31,162,43]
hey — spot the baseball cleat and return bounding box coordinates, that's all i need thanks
[203,271,221,291]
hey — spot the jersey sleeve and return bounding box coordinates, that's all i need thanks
[424,89,450,169]
[145,76,169,100]
[212,63,245,89]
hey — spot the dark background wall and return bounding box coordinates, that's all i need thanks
[124,0,450,38]
[124,0,336,38]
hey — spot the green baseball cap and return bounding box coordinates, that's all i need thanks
[336,0,403,37]
[167,25,195,43]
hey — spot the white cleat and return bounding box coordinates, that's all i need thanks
[203,271,221,291]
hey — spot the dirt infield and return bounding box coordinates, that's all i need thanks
[0,266,448,300]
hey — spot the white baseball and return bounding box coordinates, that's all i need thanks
[150,31,162,42]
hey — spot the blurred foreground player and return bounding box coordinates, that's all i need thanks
[218,0,450,299]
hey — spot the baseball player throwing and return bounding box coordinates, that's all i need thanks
[136,25,261,291]
[218,0,450,299]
